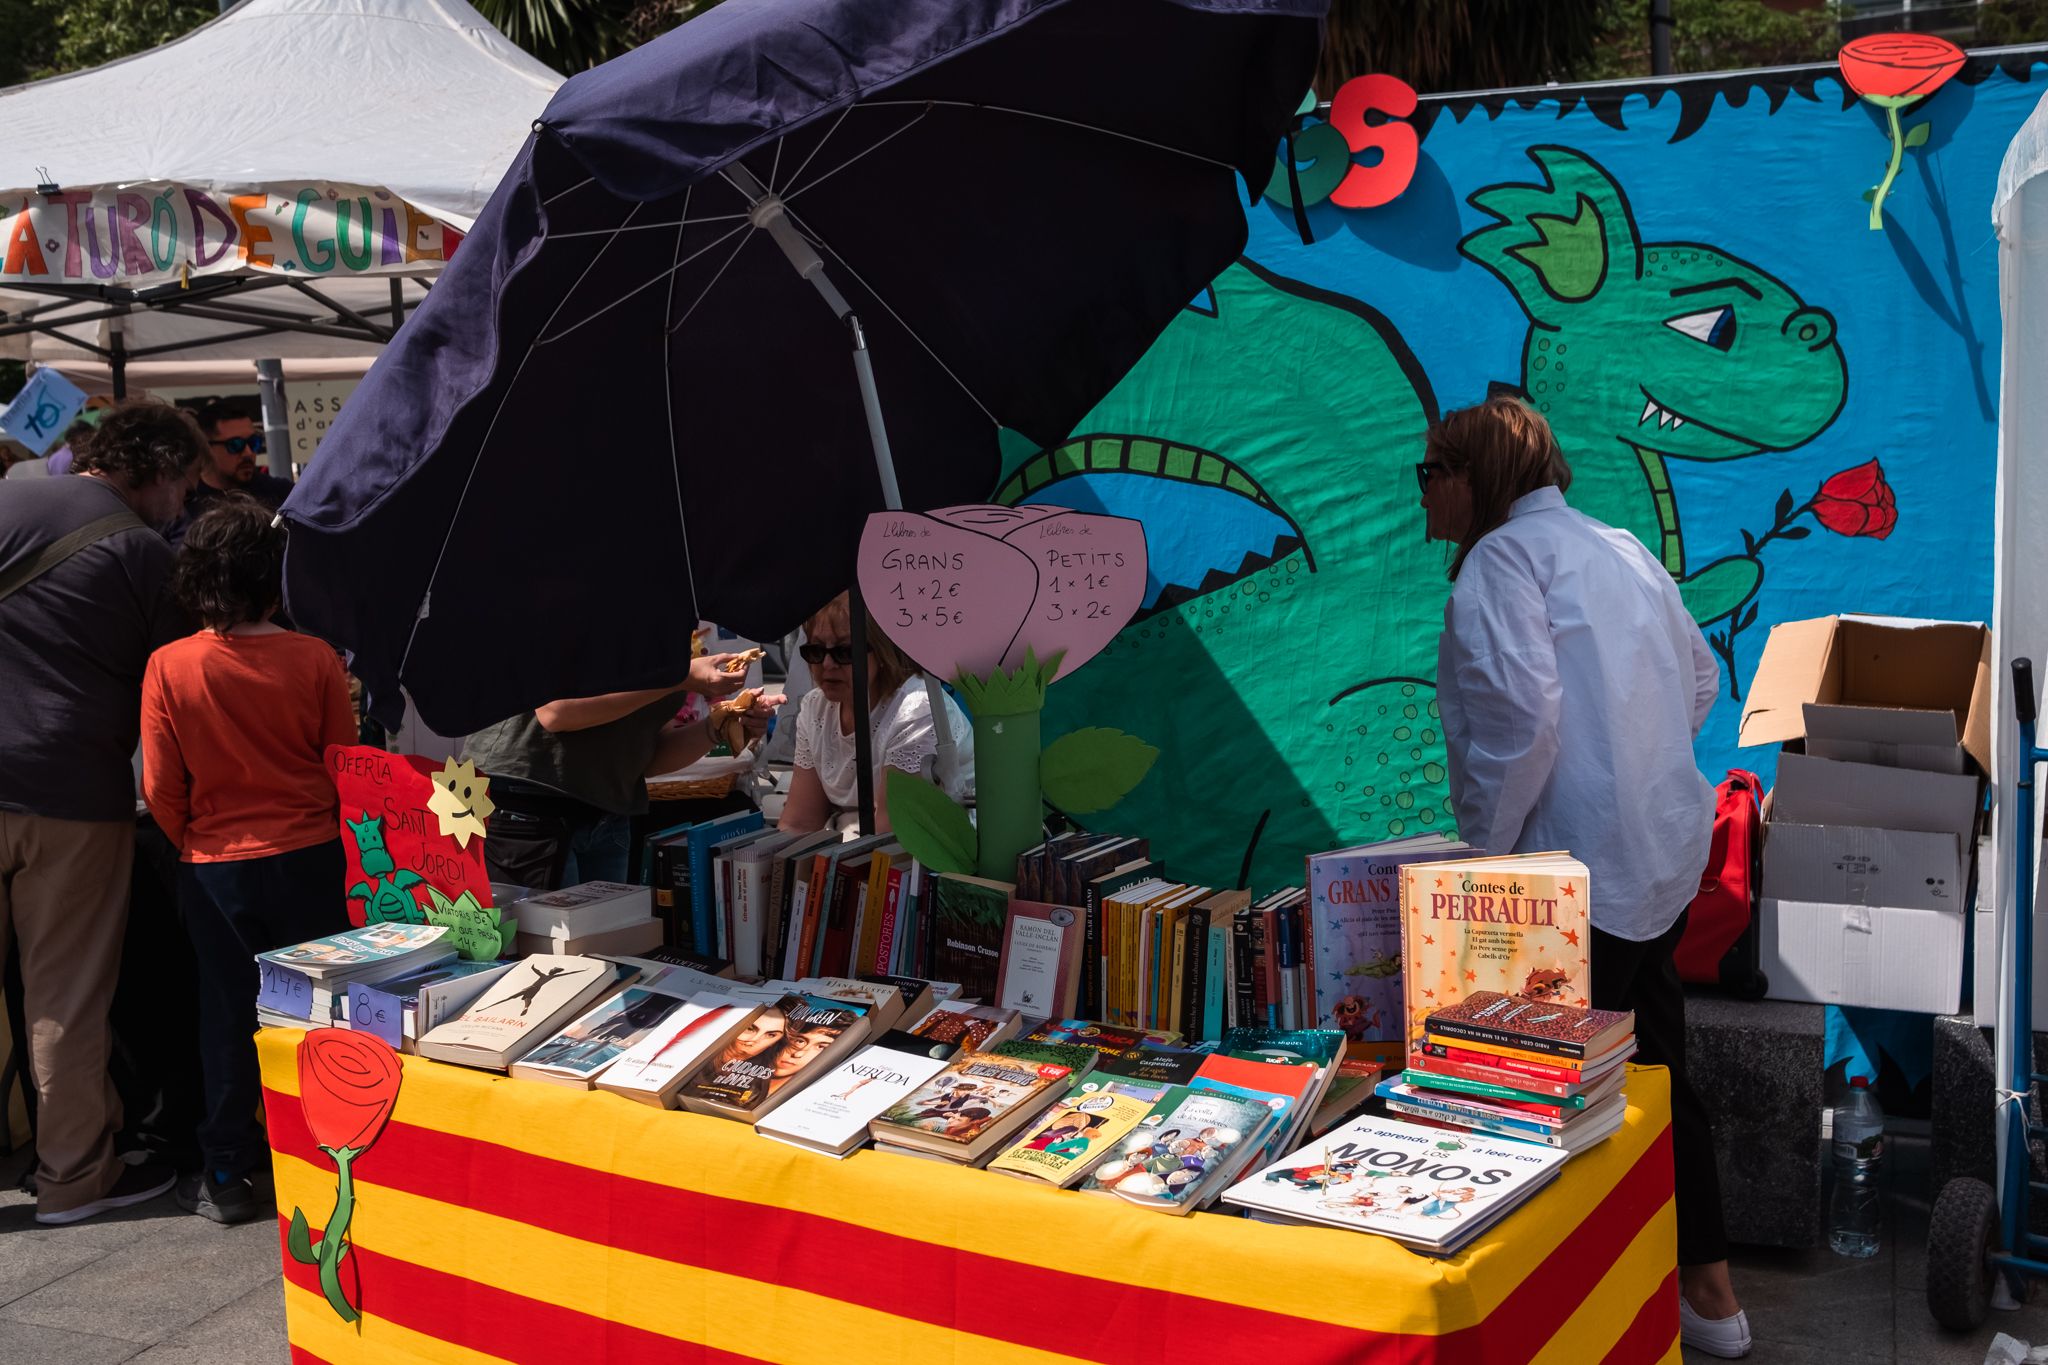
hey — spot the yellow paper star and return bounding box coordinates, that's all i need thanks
[426,757,495,848]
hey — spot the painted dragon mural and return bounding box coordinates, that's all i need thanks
[997,147,1848,888]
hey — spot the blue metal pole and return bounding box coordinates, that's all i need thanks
[2006,658,2039,1281]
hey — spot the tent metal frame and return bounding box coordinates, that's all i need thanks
[0,274,422,395]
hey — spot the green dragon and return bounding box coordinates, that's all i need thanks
[997,146,1846,889]
[345,810,426,925]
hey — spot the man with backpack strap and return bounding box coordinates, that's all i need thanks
[0,401,204,1225]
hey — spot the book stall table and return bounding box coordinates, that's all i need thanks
[259,1028,1679,1365]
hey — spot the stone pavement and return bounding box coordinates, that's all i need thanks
[1686,1129,2048,1365]
[0,1149,284,1365]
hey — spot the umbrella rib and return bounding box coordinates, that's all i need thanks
[550,213,749,238]
[536,219,752,346]
[780,201,1001,430]
[544,174,598,205]
[397,200,645,680]
[855,99,1235,172]
[667,221,757,336]
[662,188,703,613]
[778,103,855,196]
[782,105,932,203]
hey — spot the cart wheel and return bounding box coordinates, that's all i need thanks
[1727,966,1768,1002]
[1928,1176,2000,1331]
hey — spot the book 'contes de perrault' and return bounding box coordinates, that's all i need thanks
[1306,835,1469,1051]
[1399,853,1590,1051]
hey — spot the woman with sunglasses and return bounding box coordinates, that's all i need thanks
[779,591,975,835]
[1422,397,1746,1359]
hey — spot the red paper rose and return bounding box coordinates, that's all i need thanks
[298,1027,402,1154]
[1839,33,1966,103]
[1811,460,1898,540]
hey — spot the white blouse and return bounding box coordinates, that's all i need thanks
[791,681,976,813]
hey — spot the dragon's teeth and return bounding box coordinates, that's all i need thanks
[1658,408,1676,429]
[1671,415,1685,429]
[1639,398,1658,426]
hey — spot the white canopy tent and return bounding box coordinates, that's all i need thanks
[0,0,561,383]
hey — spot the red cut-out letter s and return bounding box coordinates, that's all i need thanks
[1328,74,1419,209]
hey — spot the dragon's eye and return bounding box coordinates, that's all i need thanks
[1665,306,1736,351]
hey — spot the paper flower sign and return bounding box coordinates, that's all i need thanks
[858,505,1156,881]
[422,885,517,961]
[1838,33,1965,229]
[856,504,1149,685]
[289,1028,402,1324]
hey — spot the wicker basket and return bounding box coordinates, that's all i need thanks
[646,772,740,802]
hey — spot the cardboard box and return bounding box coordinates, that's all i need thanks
[1763,822,1966,914]
[1802,703,1968,775]
[1738,615,1992,777]
[1761,898,1964,1014]
[1744,616,1990,1015]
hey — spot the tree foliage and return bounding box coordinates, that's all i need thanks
[1318,0,1614,96]
[1585,0,1843,82]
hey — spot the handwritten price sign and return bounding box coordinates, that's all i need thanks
[856,504,1148,683]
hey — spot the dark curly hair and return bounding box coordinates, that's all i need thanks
[75,401,207,489]
[173,493,283,629]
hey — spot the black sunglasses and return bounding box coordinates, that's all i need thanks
[798,643,855,667]
[1416,461,1450,492]
[213,434,266,455]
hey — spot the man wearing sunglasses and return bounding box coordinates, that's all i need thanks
[164,399,294,550]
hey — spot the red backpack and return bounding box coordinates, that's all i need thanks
[1675,769,1769,997]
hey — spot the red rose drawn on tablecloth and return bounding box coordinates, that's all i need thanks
[288,1029,402,1323]
[1838,33,1967,229]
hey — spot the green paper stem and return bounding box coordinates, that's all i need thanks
[312,1145,361,1325]
[1870,101,1906,231]
[973,701,1043,882]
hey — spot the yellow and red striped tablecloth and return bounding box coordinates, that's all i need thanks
[258,1029,1678,1364]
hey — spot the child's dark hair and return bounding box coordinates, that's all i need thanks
[173,493,283,629]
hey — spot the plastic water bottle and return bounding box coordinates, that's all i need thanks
[1828,1075,1885,1258]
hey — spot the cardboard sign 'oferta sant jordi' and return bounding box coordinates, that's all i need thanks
[328,746,503,954]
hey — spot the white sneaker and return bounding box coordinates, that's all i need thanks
[34,1161,176,1226]
[1679,1297,1752,1359]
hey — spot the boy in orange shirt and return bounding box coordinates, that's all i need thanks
[141,494,356,1224]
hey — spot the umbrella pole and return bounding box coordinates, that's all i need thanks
[846,316,898,837]
[729,165,907,835]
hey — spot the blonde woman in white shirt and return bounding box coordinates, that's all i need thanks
[778,591,975,836]
[1422,397,1746,1360]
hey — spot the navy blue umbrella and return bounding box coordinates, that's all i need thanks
[282,0,1324,743]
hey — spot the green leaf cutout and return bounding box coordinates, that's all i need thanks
[1040,728,1160,815]
[1903,122,1930,149]
[287,1207,318,1264]
[885,768,977,875]
[1861,188,1878,203]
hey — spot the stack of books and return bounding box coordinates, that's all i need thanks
[1378,991,1635,1155]
[255,924,457,1029]
[508,881,662,957]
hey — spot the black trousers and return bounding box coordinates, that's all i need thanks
[179,839,349,1176]
[1591,909,1728,1266]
